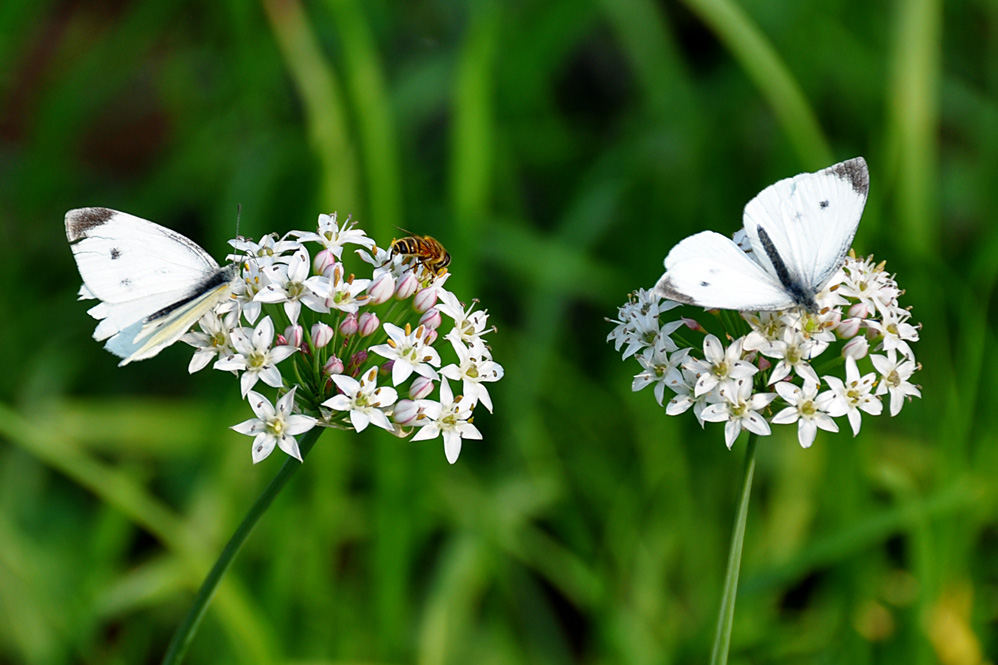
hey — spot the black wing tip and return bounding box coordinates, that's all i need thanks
[828,157,869,196]
[65,207,116,242]
[652,276,698,306]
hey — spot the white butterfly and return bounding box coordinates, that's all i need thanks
[654,157,869,312]
[65,207,240,365]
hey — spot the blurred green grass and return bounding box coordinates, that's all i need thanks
[1,0,995,663]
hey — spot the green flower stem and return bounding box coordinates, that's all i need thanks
[161,426,325,665]
[710,431,758,665]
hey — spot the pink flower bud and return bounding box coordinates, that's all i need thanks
[395,272,418,299]
[682,317,705,332]
[419,308,442,330]
[339,313,359,337]
[358,312,379,337]
[324,355,344,375]
[284,325,304,348]
[314,249,337,275]
[757,356,772,372]
[409,376,435,400]
[392,399,420,426]
[379,359,393,377]
[348,350,368,376]
[422,327,438,345]
[848,302,871,319]
[837,317,862,339]
[842,336,869,360]
[311,322,333,348]
[367,272,395,305]
[413,286,437,313]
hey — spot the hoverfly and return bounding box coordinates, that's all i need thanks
[388,232,451,275]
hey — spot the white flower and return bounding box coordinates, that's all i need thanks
[319,263,371,314]
[687,335,758,397]
[700,378,776,449]
[411,378,482,463]
[214,316,297,396]
[867,308,919,358]
[322,367,398,432]
[632,343,689,406]
[255,246,331,323]
[231,388,317,463]
[370,323,441,385]
[759,328,824,385]
[440,338,504,412]
[437,290,492,348]
[294,212,375,258]
[182,309,236,373]
[607,289,682,359]
[871,349,921,416]
[770,381,839,448]
[823,356,882,435]
[228,233,300,267]
[664,367,709,426]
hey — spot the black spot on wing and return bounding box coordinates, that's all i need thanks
[827,157,869,196]
[65,207,115,242]
[110,248,121,260]
[700,281,710,287]
[120,278,131,288]
[819,200,829,209]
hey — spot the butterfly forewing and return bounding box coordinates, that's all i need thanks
[65,207,237,365]
[742,157,869,296]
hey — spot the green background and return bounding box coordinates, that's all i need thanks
[0,0,992,663]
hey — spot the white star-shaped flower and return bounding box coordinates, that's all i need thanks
[632,342,689,406]
[437,289,493,348]
[182,309,237,373]
[759,328,825,385]
[255,246,332,323]
[411,378,482,464]
[770,381,839,448]
[214,316,297,396]
[322,367,398,432]
[700,378,776,449]
[369,323,441,385]
[871,349,921,416]
[439,338,504,412]
[686,335,758,398]
[294,213,374,258]
[231,388,317,463]
[822,356,882,435]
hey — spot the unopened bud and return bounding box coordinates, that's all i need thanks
[842,336,869,360]
[358,312,379,337]
[311,322,333,348]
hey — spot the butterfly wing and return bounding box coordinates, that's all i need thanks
[742,157,869,295]
[654,231,797,311]
[65,207,235,365]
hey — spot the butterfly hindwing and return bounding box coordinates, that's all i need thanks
[654,231,797,311]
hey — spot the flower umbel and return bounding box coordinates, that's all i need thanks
[609,251,921,448]
[183,212,503,464]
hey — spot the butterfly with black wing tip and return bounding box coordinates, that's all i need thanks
[65,207,240,365]
[653,157,869,313]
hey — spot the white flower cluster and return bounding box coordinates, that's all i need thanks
[608,252,921,449]
[184,213,503,464]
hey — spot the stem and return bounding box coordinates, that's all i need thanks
[709,431,758,665]
[161,426,325,665]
